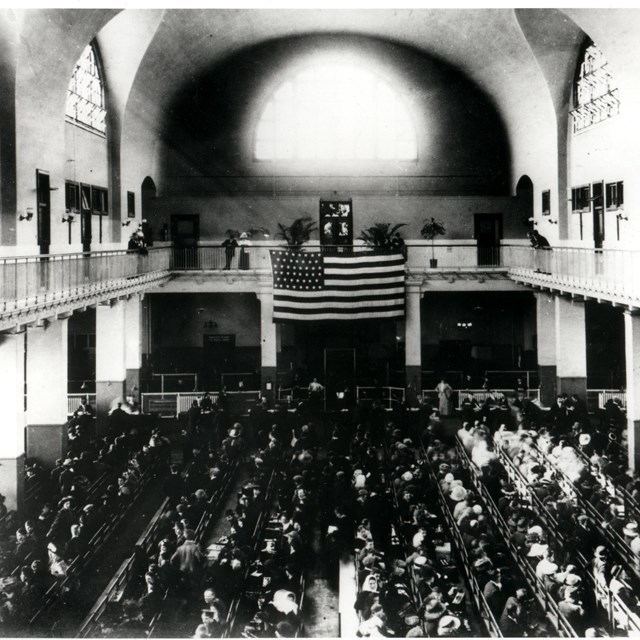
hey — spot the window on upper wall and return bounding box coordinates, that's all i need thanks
[541,190,550,216]
[127,191,136,218]
[606,181,624,210]
[571,42,620,134]
[571,186,591,212]
[65,181,80,214]
[66,43,107,134]
[254,62,418,161]
[91,186,108,215]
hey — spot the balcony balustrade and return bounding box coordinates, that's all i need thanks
[0,242,637,325]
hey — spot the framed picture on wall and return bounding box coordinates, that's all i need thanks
[542,190,550,216]
[319,199,353,246]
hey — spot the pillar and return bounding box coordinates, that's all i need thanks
[555,296,587,399]
[535,292,557,405]
[405,285,422,390]
[125,295,143,397]
[257,290,277,403]
[0,332,26,512]
[25,319,69,467]
[624,311,640,470]
[96,301,126,432]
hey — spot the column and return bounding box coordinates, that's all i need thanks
[405,285,422,390]
[624,311,640,470]
[96,301,126,433]
[124,295,143,397]
[535,292,557,405]
[257,290,277,403]
[555,295,587,399]
[0,333,26,513]
[26,319,69,467]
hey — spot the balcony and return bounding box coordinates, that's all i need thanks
[0,242,636,330]
[503,245,640,308]
[0,248,171,331]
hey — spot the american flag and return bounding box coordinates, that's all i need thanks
[270,250,405,321]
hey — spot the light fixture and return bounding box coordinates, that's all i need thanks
[62,212,76,224]
[456,321,473,329]
[527,217,538,227]
[617,212,628,221]
[204,320,217,329]
[19,207,34,222]
[548,218,558,224]
[80,380,88,391]
[122,220,132,227]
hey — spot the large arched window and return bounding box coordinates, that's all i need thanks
[254,62,417,161]
[65,44,107,134]
[571,41,619,134]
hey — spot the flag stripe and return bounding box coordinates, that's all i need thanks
[273,308,405,320]
[274,298,403,310]
[270,249,405,322]
[272,286,405,299]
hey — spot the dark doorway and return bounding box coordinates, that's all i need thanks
[592,181,605,248]
[203,334,236,388]
[171,214,199,269]
[324,348,356,410]
[36,170,51,255]
[474,214,502,266]
[80,183,92,253]
[141,176,157,240]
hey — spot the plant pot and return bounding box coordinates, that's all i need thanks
[430,258,438,268]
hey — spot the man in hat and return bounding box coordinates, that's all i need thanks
[47,496,76,549]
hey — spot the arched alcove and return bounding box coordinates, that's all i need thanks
[516,175,534,221]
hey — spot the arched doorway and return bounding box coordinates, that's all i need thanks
[141,176,157,242]
[516,174,534,221]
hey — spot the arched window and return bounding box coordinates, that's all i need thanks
[254,62,417,161]
[65,44,107,134]
[571,41,619,133]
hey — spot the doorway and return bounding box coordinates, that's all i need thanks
[592,181,604,248]
[324,348,356,410]
[474,214,502,266]
[171,214,200,269]
[36,170,51,255]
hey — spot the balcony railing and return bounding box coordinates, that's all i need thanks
[504,244,640,303]
[0,242,638,319]
[0,248,171,314]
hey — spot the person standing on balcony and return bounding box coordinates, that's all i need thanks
[435,378,453,416]
[222,234,238,270]
[238,232,252,269]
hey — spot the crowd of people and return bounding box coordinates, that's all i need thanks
[0,414,170,632]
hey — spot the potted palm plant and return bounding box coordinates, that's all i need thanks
[276,217,317,251]
[359,222,407,249]
[421,217,446,267]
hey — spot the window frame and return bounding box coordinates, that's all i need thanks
[571,185,591,213]
[541,190,550,216]
[127,191,136,218]
[91,186,109,216]
[606,181,624,211]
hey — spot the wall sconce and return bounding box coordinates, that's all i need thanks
[62,211,76,224]
[203,320,218,329]
[548,218,558,224]
[527,217,538,227]
[19,207,34,221]
[122,220,132,227]
[617,212,628,221]
[456,321,473,329]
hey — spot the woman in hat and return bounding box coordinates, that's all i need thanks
[238,232,252,269]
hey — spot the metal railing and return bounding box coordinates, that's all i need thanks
[0,248,170,313]
[67,393,97,415]
[504,244,640,302]
[2,242,639,317]
[140,390,261,416]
